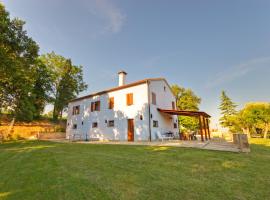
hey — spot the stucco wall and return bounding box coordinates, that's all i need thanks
[149,80,178,140]
[66,83,150,141]
[66,79,178,141]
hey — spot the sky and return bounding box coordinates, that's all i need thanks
[2,0,270,128]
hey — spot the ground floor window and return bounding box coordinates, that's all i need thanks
[108,120,114,127]
[73,124,77,129]
[92,122,98,128]
[153,120,159,127]
[174,123,177,128]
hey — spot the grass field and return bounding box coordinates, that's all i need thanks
[0,139,269,200]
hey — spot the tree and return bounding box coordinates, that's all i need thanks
[171,85,201,131]
[31,60,54,118]
[40,52,87,121]
[0,3,40,121]
[219,91,237,129]
[239,103,270,138]
[227,102,270,138]
[1,4,87,122]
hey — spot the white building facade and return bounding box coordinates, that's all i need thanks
[66,72,178,141]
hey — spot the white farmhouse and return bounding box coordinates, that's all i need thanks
[66,71,179,141]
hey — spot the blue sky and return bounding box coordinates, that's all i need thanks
[2,0,270,127]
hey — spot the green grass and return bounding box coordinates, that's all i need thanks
[0,139,270,200]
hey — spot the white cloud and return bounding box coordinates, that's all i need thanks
[85,0,126,34]
[206,56,270,88]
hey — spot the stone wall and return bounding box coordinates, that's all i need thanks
[233,134,250,152]
[38,132,66,140]
[0,120,66,140]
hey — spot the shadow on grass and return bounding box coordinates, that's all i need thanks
[0,140,56,153]
[4,145,56,153]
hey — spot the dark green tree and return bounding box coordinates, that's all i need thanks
[219,91,237,128]
[40,52,87,121]
[0,3,40,121]
[31,60,54,118]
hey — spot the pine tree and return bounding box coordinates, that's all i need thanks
[219,91,237,127]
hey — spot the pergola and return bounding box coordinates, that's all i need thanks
[157,108,211,142]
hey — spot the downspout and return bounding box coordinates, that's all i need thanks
[147,80,152,141]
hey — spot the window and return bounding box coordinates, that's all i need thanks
[81,121,84,125]
[153,120,159,127]
[152,92,156,105]
[126,93,133,106]
[73,124,77,129]
[108,120,114,127]
[92,122,98,128]
[172,101,176,110]
[164,86,166,92]
[140,115,143,120]
[72,105,80,115]
[174,123,177,129]
[91,101,100,112]
[108,97,114,109]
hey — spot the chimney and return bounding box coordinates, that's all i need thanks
[118,70,127,86]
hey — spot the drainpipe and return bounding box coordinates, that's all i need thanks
[147,80,152,141]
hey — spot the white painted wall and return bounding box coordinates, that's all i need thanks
[66,79,178,141]
[149,80,178,140]
[66,83,150,141]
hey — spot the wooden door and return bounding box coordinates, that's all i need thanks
[127,119,134,141]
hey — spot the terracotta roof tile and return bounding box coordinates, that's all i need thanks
[69,78,169,103]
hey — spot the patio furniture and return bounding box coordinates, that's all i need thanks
[89,136,100,141]
[189,131,197,140]
[156,131,173,142]
[69,133,82,141]
[165,131,174,138]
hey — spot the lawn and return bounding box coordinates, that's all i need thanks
[0,139,270,200]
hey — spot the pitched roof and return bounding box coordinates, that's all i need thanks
[69,78,170,103]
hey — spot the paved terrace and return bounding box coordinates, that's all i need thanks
[47,139,244,153]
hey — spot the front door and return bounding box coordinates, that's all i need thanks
[127,119,134,141]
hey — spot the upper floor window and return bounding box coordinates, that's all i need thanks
[108,97,114,109]
[152,92,156,105]
[91,101,100,112]
[126,93,133,106]
[153,120,159,128]
[174,123,177,129]
[72,105,80,115]
[172,101,176,110]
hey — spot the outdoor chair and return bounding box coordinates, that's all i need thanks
[156,131,173,142]
[69,132,82,141]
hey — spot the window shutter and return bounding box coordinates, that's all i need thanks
[97,101,100,111]
[126,94,129,105]
[127,93,133,105]
[91,102,94,112]
[172,102,175,110]
[130,93,133,105]
[109,97,114,109]
[152,92,156,105]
